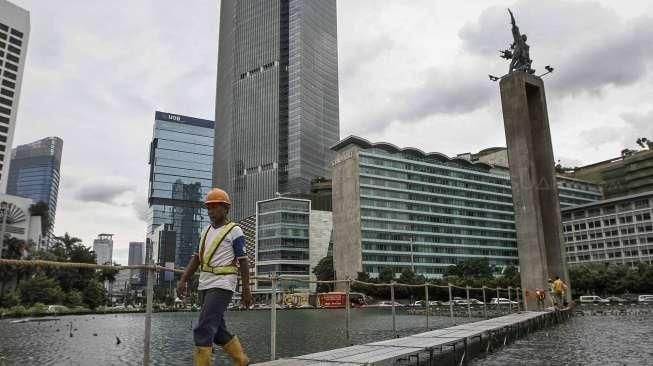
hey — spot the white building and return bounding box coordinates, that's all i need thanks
[0,193,42,250]
[0,0,30,193]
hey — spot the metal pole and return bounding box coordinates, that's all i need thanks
[482,286,487,319]
[516,287,521,312]
[271,272,277,361]
[390,282,397,338]
[345,278,351,344]
[496,287,500,314]
[143,266,154,366]
[424,284,429,330]
[508,287,512,313]
[466,285,471,319]
[448,283,454,325]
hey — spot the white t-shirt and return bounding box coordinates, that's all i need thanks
[197,224,246,292]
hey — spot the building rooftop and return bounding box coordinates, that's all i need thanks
[561,190,653,212]
[331,135,493,171]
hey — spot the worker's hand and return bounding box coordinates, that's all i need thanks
[241,288,254,309]
[176,280,187,299]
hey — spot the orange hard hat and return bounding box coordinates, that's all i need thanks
[205,188,231,205]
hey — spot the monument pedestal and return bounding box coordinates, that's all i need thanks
[500,71,569,310]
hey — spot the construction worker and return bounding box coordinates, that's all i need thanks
[552,276,568,310]
[177,188,253,366]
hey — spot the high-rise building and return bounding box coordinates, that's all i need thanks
[214,0,340,220]
[147,111,213,269]
[93,233,114,265]
[128,241,144,265]
[7,137,63,241]
[128,241,144,285]
[0,0,30,193]
[331,136,602,280]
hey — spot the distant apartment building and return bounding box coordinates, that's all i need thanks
[255,197,331,292]
[147,111,213,269]
[93,233,114,264]
[0,0,29,193]
[569,149,653,199]
[0,193,42,246]
[331,136,602,280]
[562,192,653,266]
[7,137,63,242]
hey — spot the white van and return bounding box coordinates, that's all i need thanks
[638,295,653,303]
[579,295,609,303]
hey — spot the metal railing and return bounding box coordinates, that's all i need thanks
[0,258,525,363]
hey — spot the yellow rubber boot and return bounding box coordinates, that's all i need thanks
[222,336,249,366]
[193,346,213,366]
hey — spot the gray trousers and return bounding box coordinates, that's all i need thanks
[194,288,234,346]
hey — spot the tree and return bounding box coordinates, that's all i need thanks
[378,267,395,283]
[53,233,82,252]
[82,279,106,309]
[0,236,30,298]
[29,201,51,237]
[18,275,65,306]
[445,258,494,279]
[312,256,334,293]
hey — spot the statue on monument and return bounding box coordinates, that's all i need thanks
[500,9,535,74]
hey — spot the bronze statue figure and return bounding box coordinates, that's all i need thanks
[500,9,534,74]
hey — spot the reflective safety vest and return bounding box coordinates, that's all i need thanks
[199,222,238,275]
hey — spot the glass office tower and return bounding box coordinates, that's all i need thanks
[214,0,340,220]
[7,136,63,241]
[147,111,213,269]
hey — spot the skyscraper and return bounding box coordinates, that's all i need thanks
[147,111,213,269]
[7,136,63,241]
[128,241,144,266]
[93,233,114,265]
[214,0,340,220]
[0,0,30,193]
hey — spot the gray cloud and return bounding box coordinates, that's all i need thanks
[74,180,135,205]
[621,110,653,138]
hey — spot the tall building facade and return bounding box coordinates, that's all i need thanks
[128,241,144,265]
[331,136,602,280]
[214,0,340,220]
[147,111,213,269]
[562,192,653,267]
[0,0,29,193]
[93,233,114,265]
[7,136,63,240]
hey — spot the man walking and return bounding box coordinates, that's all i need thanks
[177,188,253,365]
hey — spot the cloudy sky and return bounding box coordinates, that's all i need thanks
[10,0,653,263]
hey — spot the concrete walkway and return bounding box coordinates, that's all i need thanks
[253,311,561,365]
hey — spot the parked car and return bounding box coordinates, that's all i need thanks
[412,300,426,307]
[428,300,444,306]
[489,298,518,305]
[47,305,69,313]
[605,296,628,303]
[638,295,653,303]
[368,301,404,307]
[579,295,609,304]
[469,299,485,305]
